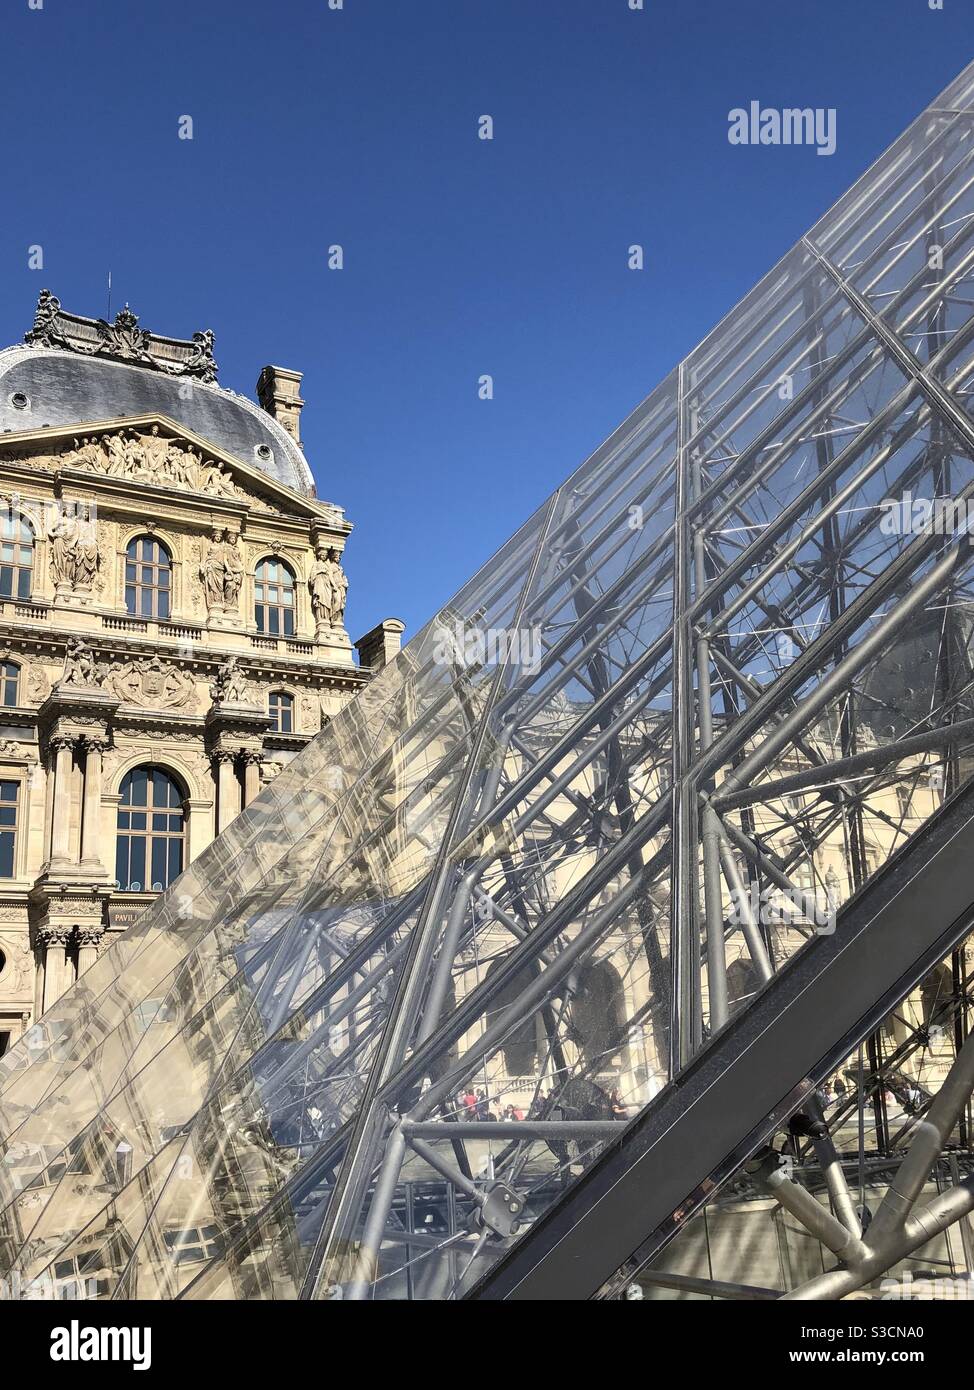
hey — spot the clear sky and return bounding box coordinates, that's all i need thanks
[1,0,970,641]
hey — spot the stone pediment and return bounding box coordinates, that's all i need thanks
[0,415,343,525]
[60,426,241,500]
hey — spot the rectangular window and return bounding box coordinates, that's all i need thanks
[163,1225,224,1266]
[0,780,19,879]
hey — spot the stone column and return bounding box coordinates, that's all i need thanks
[79,734,108,870]
[40,926,73,1012]
[76,927,103,977]
[213,751,240,834]
[48,736,76,869]
[241,750,262,809]
[42,751,56,862]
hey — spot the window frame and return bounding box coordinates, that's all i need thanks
[0,778,21,880]
[0,510,34,602]
[254,557,296,638]
[0,661,20,708]
[268,690,295,734]
[125,535,172,621]
[115,765,186,894]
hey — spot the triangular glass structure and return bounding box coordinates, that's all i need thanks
[5,61,974,1301]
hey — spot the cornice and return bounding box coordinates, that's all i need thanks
[0,616,368,668]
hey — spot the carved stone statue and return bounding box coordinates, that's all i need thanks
[201,529,227,611]
[310,547,348,627]
[47,506,99,592]
[75,510,99,590]
[144,423,170,476]
[200,527,243,614]
[59,636,101,689]
[47,509,78,587]
[210,656,250,705]
[223,529,243,607]
[123,430,147,479]
[67,437,104,473]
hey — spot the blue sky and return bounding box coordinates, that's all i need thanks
[1,0,970,640]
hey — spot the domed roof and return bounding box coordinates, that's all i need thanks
[0,293,316,497]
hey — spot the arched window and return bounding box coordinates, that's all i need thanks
[125,536,171,619]
[268,691,294,733]
[255,558,295,637]
[484,956,545,1077]
[116,766,185,893]
[0,510,34,600]
[567,959,628,1070]
[0,661,19,708]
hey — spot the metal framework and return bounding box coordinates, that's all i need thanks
[4,62,974,1301]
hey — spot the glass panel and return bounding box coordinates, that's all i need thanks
[8,60,974,1305]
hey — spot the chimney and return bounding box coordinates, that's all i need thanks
[355,619,406,674]
[256,365,305,447]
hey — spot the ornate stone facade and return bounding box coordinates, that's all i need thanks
[0,292,405,1054]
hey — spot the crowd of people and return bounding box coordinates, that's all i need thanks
[452,1085,630,1124]
[454,1088,525,1122]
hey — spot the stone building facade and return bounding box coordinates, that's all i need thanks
[0,291,402,1049]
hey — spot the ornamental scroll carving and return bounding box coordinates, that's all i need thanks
[105,655,197,712]
[25,291,219,383]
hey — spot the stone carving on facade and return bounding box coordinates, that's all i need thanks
[57,636,103,690]
[47,504,99,595]
[24,288,62,347]
[56,427,238,499]
[24,291,219,383]
[309,547,348,628]
[209,656,255,705]
[105,655,197,712]
[94,306,151,362]
[200,527,244,615]
[37,924,74,948]
[0,935,32,991]
[26,663,50,705]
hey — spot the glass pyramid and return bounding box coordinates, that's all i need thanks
[5,59,974,1301]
